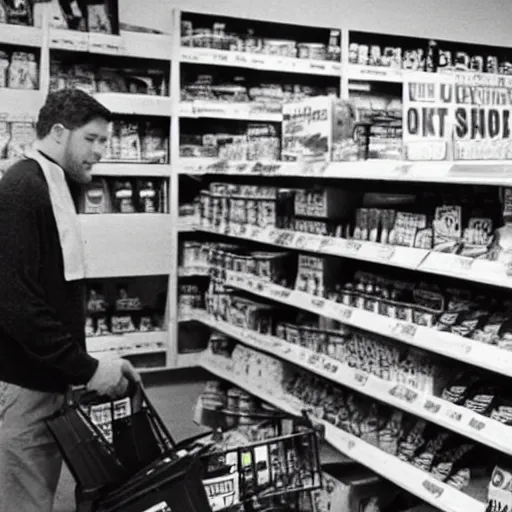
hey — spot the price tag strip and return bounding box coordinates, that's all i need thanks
[226,270,512,380]
[199,354,485,512]
[193,308,512,456]
[179,47,341,76]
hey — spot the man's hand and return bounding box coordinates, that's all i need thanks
[87,358,141,398]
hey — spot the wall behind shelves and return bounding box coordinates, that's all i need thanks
[120,0,512,47]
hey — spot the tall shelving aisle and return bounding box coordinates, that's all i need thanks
[173,7,512,512]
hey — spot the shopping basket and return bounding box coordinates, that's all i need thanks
[197,411,323,511]
[45,382,213,512]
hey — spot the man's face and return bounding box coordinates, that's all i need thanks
[62,117,109,184]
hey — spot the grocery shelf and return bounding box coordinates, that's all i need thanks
[198,222,512,293]
[180,47,342,76]
[178,217,197,232]
[200,352,485,512]
[0,24,42,48]
[178,266,210,277]
[179,101,282,122]
[178,158,512,186]
[191,308,512,456]
[224,270,512,378]
[91,163,172,177]
[0,89,45,121]
[93,93,171,117]
[49,29,173,60]
[86,331,167,354]
[196,223,429,271]
[347,64,405,82]
[79,214,172,278]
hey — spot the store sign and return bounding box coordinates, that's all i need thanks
[403,74,454,161]
[452,73,512,160]
[403,72,512,161]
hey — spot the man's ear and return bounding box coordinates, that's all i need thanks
[50,123,67,145]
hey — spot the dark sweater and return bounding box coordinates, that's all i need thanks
[0,158,99,392]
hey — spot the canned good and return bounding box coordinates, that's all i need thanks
[438,50,452,70]
[486,55,499,74]
[349,42,359,64]
[357,44,369,65]
[369,45,382,66]
[471,55,484,72]
[455,51,470,70]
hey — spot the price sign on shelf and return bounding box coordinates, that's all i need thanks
[374,244,397,262]
[420,252,474,277]
[421,479,445,499]
[343,239,363,257]
[468,417,486,431]
[353,371,369,387]
[389,384,419,404]
[444,408,463,422]
[391,321,418,342]
[423,399,441,414]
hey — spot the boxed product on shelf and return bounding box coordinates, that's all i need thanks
[47,0,119,33]
[282,96,358,162]
[50,58,169,96]
[79,177,168,214]
[104,120,169,164]
[0,0,33,25]
[349,90,403,160]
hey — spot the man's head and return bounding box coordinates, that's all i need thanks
[36,89,112,184]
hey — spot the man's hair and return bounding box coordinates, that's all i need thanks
[36,88,112,139]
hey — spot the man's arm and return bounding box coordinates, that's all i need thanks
[0,170,98,385]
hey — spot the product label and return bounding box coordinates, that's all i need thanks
[354,371,369,387]
[469,417,486,431]
[424,399,441,414]
[389,384,419,403]
[422,478,445,498]
[391,322,418,341]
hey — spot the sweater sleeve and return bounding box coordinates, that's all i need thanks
[0,167,99,386]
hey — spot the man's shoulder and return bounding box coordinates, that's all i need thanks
[0,159,49,201]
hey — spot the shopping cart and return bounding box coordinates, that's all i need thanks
[45,382,213,512]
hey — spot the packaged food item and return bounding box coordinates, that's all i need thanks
[8,51,38,90]
[455,52,470,71]
[397,418,428,462]
[0,51,9,87]
[433,206,462,253]
[487,464,512,512]
[85,317,95,337]
[0,121,10,159]
[378,410,403,455]
[5,0,32,25]
[95,316,110,336]
[113,180,135,213]
[87,285,108,313]
[115,285,141,311]
[282,96,356,162]
[490,397,512,425]
[0,1,7,23]
[111,314,136,334]
[137,179,158,213]
[6,122,35,159]
[87,2,113,33]
[462,382,498,415]
[141,123,168,163]
[119,123,141,161]
[80,178,112,214]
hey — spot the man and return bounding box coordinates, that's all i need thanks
[0,89,140,512]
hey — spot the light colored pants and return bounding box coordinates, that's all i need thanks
[0,382,64,512]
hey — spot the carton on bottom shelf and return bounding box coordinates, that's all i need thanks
[199,352,486,512]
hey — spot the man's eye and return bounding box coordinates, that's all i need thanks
[86,137,96,142]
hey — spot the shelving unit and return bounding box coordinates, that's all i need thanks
[200,352,486,512]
